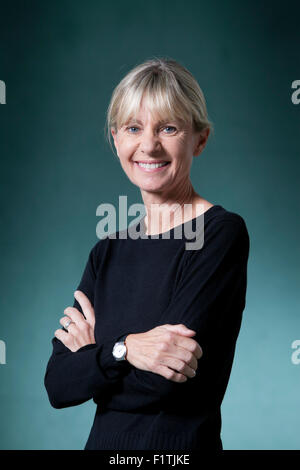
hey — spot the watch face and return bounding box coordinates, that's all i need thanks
[114,344,126,359]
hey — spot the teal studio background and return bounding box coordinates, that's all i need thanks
[0,0,299,450]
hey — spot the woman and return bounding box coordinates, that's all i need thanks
[44,57,250,451]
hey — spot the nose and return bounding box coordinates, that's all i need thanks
[139,127,161,154]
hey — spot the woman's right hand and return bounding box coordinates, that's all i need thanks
[125,324,203,382]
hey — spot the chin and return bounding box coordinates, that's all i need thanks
[138,182,168,193]
[129,174,169,192]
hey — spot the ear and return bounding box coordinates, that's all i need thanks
[193,128,210,157]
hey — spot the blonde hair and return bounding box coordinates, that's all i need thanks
[104,56,214,156]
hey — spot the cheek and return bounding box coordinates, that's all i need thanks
[119,141,136,159]
[171,142,191,166]
[171,135,189,155]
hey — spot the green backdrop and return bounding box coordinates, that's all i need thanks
[0,0,299,450]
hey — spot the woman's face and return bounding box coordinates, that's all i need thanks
[111,99,209,197]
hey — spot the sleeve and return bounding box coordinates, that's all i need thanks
[43,241,132,409]
[96,216,250,412]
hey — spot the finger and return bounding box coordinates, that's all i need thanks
[74,290,95,326]
[158,325,202,359]
[59,316,77,334]
[153,363,188,383]
[163,324,196,336]
[63,306,87,326]
[171,344,199,371]
[160,342,198,373]
[55,328,72,346]
[55,328,76,352]
[167,357,197,378]
[175,335,203,359]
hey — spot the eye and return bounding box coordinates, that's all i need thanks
[163,126,177,134]
[126,126,139,133]
[125,125,177,134]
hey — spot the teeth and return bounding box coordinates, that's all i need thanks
[137,162,168,169]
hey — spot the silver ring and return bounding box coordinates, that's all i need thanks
[64,319,73,329]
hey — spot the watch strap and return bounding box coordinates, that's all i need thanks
[117,334,128,343]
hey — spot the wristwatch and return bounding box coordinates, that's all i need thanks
[112,334,128,361]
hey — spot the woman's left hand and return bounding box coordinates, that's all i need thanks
[54,290,96,352]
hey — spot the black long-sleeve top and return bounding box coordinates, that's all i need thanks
[44,204,250,450]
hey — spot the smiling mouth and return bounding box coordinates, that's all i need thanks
[134,161,170,166]
[134,161,170,172]
[134,160,170,164]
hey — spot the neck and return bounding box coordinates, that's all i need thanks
[141,182,204,236]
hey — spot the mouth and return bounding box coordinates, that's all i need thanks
[133,161,171,173]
